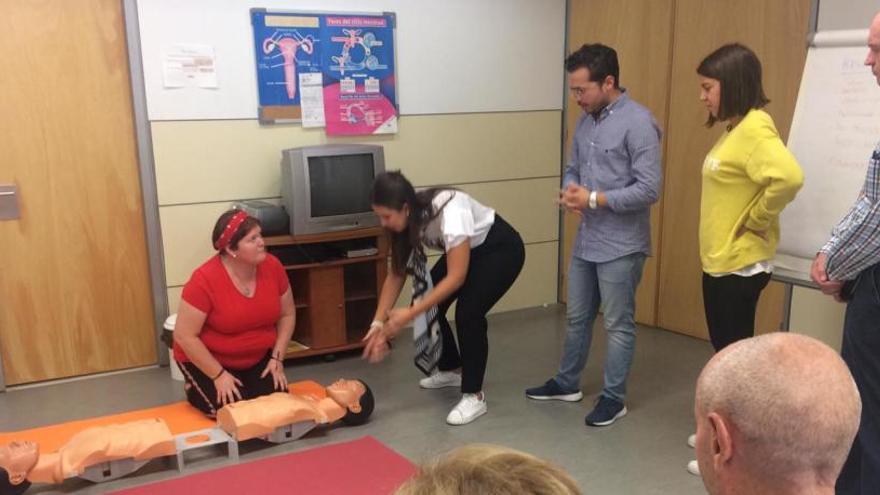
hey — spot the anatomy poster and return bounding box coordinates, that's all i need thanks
[250,9,397,135]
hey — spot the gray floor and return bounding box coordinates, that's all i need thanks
[1,305,712,494]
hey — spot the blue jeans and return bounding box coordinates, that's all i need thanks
[837,263,880,495]
[554,253,646,402]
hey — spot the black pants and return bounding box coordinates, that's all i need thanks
[177,350,278,417]
[430,215,525,394]
[837,263,880,494]
[701,271,771,352]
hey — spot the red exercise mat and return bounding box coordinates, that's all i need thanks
[108,436,416,495]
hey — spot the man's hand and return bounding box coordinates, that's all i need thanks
[811,252,844,296]
[559,184,590,212]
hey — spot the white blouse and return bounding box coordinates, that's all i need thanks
[422,190,495,252]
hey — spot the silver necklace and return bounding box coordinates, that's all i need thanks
[225,259,256,296]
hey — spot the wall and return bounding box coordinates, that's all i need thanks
[565,0,812,340]
[134,1,567,318]
[782,0,879,351]
[817,0,877,31]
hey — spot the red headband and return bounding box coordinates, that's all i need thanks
[214,211,249,251]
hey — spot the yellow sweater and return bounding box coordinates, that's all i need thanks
[700,109,803,274]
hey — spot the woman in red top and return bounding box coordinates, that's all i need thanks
[173,210,296,417]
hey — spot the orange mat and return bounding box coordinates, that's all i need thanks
[0,381,328,454]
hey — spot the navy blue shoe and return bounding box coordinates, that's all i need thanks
[525,379,584,402]
[585,395,627,426]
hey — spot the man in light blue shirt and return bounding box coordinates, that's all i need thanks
[526,43,662,427]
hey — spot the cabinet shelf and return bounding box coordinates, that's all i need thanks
[266,229,388,359]
[281,254,386,271]
[285,340,365,359]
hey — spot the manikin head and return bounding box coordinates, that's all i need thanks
[694,333,860,495]
[0,441,38,486]
[326,379,367,413]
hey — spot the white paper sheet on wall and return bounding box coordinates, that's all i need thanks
[163,44,219,89]
[298,72,326,127]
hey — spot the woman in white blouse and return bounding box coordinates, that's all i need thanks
[363,171,525,425]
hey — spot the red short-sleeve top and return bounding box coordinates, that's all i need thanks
[173,254,290,369]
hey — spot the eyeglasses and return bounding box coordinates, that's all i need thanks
[569,87,587,97]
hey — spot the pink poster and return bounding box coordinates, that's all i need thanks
[324,81,398,135]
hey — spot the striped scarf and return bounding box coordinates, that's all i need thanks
[411,252,442,375]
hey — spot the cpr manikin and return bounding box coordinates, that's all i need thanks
[32,419,174,484]
[0,379,373,493]
[0,418,174,493]
[217,379,374,441]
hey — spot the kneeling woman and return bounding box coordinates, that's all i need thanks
[173,210,295,417]
[363,171,525,425]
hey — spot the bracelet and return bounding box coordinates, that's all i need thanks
[588,191,598,210]
[370,319,384,329]
[270,355,283,362]
[211,368,226,381]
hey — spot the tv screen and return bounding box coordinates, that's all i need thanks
[308,153,375,217]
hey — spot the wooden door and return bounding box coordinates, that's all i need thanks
[0,0,157,384]
[563,0,675,326]
[656,0,812,338]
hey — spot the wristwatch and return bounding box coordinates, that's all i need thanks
[588,191,598,209]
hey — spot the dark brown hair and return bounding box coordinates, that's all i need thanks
[370,171,453,276]
[565,43,620,88]
[697,43,769,126]
[211,209,262,253]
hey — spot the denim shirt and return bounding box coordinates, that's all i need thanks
[563,92,662,263]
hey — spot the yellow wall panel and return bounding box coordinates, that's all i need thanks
[455,178,560,244]
[394,242,559,314]
[167,287,183,315]
[153,112,561,206]
[168,240,557,318]
[494,242,559,312]
[161,178,558,290]
[789,286,845,352]
[160,202,232,287]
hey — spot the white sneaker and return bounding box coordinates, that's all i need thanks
[687,460,700,476]
[687,433,696,448]
[446,393,487,425]
[419,371,462,389]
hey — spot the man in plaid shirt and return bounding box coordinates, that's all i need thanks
[810,12,880,494]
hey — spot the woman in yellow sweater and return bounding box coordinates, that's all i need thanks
[697,43,803,351]
[686,43,803,476]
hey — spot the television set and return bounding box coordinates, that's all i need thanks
[280,144,386,236]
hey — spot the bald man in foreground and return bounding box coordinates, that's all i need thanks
[694,333,861,495]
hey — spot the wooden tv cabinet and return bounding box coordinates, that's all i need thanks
[264,227,389,359]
